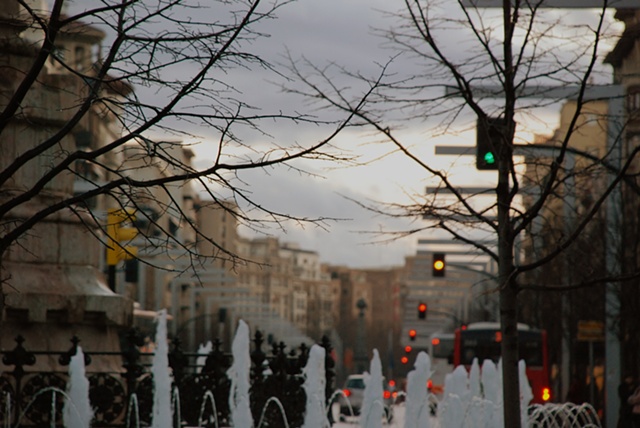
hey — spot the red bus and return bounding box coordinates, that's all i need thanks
[453,322,551,404]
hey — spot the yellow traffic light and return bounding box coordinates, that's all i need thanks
[106,208,138,266]
[432,253,445,277]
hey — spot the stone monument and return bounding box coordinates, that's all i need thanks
[0,2,133,371]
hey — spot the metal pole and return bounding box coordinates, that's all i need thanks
[138,261,146,308]
[562,152,576,402]
[355,298,368,373]
[590,341,596,407]
[605,91,624,428]
[171,280,180,337]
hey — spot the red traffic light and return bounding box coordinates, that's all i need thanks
[404,345,412,353]
[401,356,409,364]
[408,329,417,341]
[418,302,427,319]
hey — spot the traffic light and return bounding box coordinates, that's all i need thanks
[476,117,506,170]
[402,345,412,364]
[432,253,445,277]
[408,329,417,341]
[106,208,138,266]
[418,302,427,320]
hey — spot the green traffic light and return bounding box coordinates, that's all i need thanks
[484,151,496,165]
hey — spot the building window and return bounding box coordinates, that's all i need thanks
[169,219,179,237]
[627,86,640,113]
[75,46,85,71]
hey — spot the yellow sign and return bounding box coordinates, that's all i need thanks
[106,208,138,265]
[577,320,604,342]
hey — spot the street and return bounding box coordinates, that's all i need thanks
[331,404,439,428]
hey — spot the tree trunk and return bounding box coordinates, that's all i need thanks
[500,275,521,427]
[497,118,520,426]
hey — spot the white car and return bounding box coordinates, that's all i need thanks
[338,374,394,422]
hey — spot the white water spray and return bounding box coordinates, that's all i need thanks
[438,358,536,428]
[196,341,213,370]
[227,320,253,428]
[519,360,533,428]
[404,351,431,428]
[360,349,384,428]
[151,309,172,428]
[301,344,328,428]
[63,346,93,428]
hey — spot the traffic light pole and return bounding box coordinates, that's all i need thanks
[604,88,624,428]
[439,83,625,426]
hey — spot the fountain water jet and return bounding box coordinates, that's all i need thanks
[196,341,213,370]
[13,386,66,428]
[9,313,606,428]
[227,319,253,428]
[437,358,539,428]
[256,396,290,428]
[301,344,329,428]
[480,360,500,405]
[519,360,533,428]
[361,349,387,428]
[404,351,431,428]
[198,390,220,428]
[151,309,172,428]
[125,394,140,428]
[172,386,181,428]
[63,346,93,428]
[439,358,501,428]
[528,402,602,428]
[3,391,10,428]
[328,389,352,422]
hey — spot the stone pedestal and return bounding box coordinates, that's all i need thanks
[2,262,132,372]
[0,3,133,372]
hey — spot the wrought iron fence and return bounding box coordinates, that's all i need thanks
[0,329,336,427]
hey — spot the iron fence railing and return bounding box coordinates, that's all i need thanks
[0,330,336,427]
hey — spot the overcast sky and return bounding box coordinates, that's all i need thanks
[190,0,437,268]
[63,0,623,268]
[183,0,623,269]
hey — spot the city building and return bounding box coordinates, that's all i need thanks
[324,264,403,383]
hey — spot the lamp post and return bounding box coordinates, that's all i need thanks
[354,298,368,373]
